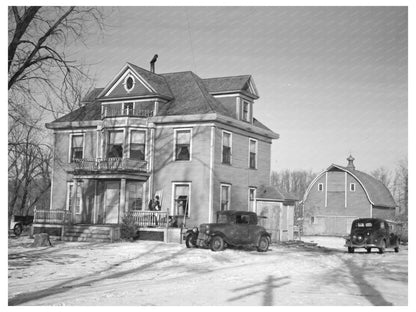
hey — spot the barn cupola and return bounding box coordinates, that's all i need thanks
[346,155,356,170]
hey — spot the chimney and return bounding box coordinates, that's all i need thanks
[150,54,158,73]
[346,155,355,170]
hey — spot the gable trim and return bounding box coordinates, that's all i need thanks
[104,68,156,97]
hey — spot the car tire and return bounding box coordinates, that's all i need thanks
[257,235,270,252]
[348,247,355,253]
[185,235,197,248]
[13,224,23,236]
[210,236,224,252]
[366,248,371,253]
[394,245,399,253]
[378,240,386,254]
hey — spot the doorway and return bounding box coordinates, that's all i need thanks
[105,181,120,224]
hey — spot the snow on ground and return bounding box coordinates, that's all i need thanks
[8,235,408,306]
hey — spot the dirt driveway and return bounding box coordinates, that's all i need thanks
[8,236,408,306]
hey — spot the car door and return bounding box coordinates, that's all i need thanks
[233,214,250,244]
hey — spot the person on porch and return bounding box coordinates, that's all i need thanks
[148,195,161,226]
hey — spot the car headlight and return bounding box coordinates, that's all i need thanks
[205,225,210,234]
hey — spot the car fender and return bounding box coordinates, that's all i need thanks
[256,231,271,245]
[208,231,230,244]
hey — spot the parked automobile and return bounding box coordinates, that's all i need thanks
[185,210,271,252]
[9,215,34,236]
[344,218,402,254]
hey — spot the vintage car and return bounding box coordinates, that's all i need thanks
[9,215,34,236]
[345,218,402,254]
[185,210,271,252]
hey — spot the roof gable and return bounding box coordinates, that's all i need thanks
[203,75,259,98]
[97,63,172,100]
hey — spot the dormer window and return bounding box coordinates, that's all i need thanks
[242,100,249,122]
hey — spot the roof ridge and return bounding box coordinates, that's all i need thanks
[127,62,164,78]
[160,70,195,76]
[190,72,218,113]
[202,74,251,80]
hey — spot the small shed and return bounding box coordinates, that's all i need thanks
[255,185,298,242]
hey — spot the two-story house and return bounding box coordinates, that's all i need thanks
[40,61,279,241]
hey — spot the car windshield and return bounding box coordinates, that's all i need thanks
[217,214,229,224]
[354,221,373,228]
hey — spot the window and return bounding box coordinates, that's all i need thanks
[248,188,256,211]
[130,130,145,160]
[175,129,191,161]
[107,130,124,158]
[173,183,191,217]
[242,100,250,122]
[220,184,231,211]
[67,182,82,214]
[249,139,257,169]
[124,75,135,92]
[350,183,356,192]
[70,134,84,162]
[126,181,143,211]
[124,102,134,115]
[222,131,232,164]
[318,183,324,191]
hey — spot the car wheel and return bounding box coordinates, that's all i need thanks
[378,240,386,254]
[348,247,355,253]
[394,245,399,253]
[366,248,371,253]
[185,235,197,248]
[13,224,23,236]
[257,235,270,252]
[210,236,224,252]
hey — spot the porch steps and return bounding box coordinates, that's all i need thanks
[62,225,119,242]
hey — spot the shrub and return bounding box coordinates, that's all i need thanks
[120,214,139,240]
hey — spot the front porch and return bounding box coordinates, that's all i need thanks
[33,209,183,243]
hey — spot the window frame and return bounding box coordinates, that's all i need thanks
[221,130,232,165]
[124,74,136,92]
[248,138,258,169]
[106,129,125,158]
[173,128,192,161]
[171,182,192,217]
[128,128,146,160]
[242,99,250,122]
[68,133,85,163]
[220,183,231,211]
[248,187,257,212]
[66,181,82,214]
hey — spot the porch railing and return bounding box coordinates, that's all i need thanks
[33,209,72,225]
[128,210,168,228]
[102,106,153,118]
[74,158,148,173]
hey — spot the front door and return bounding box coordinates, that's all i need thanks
[105,181,120,224]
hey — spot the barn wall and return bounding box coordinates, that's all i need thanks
[372,206,396,219]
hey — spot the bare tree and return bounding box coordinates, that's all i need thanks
[370,167,392,189]
[8,6,106,120]
[271,169,317,200]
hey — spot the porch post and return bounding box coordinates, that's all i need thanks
[72,179,79,223]
[120,178,126,222]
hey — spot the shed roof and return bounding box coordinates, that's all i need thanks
[257,185,299,202]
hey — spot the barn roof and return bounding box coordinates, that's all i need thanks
[303,163,396,208]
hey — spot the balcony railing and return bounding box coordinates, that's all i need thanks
[128,210,168,228]
[73,158,148,173]
[34,209,72,225]
[102,106,153,118]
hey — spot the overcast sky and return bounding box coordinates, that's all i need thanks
[70,6,407,173]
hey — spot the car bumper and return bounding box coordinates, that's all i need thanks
[344,242,379,248]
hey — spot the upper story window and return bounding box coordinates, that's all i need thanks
[175,129,191,161]
[124,75,135,92]
[222,131,232,165]
[220,184,231,211]
[107,130,124,158]
[350,183,356,192]
[70,134,84,163]
[242,100,250,122]
[130,130,146,160]
[249,139,257,169]
[318,183,324,191]
[124,102,134,115]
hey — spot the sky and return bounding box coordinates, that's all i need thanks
[66,6,407,173]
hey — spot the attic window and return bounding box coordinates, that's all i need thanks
[124,75,135,92]
[318,183,324,191]
[350,183,356,192]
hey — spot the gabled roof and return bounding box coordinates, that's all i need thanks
[203,75,259,98]
[303,164,396,208]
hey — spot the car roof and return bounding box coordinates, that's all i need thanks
[353,218,385,223]
[216,210,257,216]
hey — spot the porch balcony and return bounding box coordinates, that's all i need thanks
[33,209,72,225]
[102,106,153,119]
[72,158,148,176]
